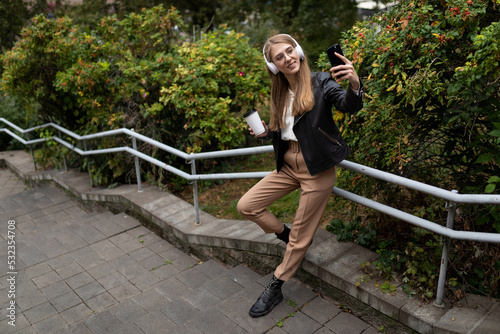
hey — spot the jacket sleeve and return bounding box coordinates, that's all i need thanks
[259,128,277,141]
[320,72,364,114]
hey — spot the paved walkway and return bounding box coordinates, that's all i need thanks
[0,168,383,334]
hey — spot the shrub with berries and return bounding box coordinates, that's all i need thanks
[318,0,500,301]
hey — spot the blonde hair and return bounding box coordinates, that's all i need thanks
[263,34,314,131]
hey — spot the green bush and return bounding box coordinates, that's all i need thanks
[1,6,269,185]
[320,0,500,300]
[0,95,39,151]
[159,27,269,153]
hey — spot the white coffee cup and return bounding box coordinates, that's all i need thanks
[243,108,265,135]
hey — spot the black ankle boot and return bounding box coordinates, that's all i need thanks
[275,225,313,246]
[249,275,284,318]
[275,224,290,244]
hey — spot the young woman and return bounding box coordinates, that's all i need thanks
[237,34,364,318]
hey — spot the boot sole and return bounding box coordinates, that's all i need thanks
[248,295,284,318]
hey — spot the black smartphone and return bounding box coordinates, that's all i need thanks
[326,44,345,78]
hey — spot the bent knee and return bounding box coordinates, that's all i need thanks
[236,199,249,217]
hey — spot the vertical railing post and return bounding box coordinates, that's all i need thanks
[188,154,200,225]
[26,133,37,171]
[58,130,67,171]
[130,129,143,192]
[434,189,459,307]
[83,140,93,187]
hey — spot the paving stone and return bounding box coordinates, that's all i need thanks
[204,274,245,300]
[84,309,124,334]
[174,268,211,289]
[72,225,107,244]
[109,298,147,324]
[70,247,105,270]
[129,270,161,291]
[109,254,145,280]
[89,239,115,254]
[280,311,322,334]
[133,310,178,334]
[98,271,128,290]
[127,227,162,245]
[55,232,88,252]
[109,232,144,253]
[108,281,141,301]
[111,213,141,230]
[190,308,246,334]
[87,262,117,280]
[149,260,181,280]
[434,294,495,334]
[129,246,156,262]
[158,247,199,271]
[281,278,317,306]
[47,253,75,270]
[24,262,53,279]
[75,281,107,301]
[52,291,84,312]
[362,326,383,334]
[183,286,223,310]
[325,312,371,334]
[301,296,341,325]
[108,322,143,334]
[266,327,288,334]
[224,264,263,288]
[65,272,95,290]
[56,261,86,280]
[141,253,169,271]
[59,302,93,325]
[147,239,175,254]
[216,293,277,334]
[471,302,500,334]
[34,237,68,259]
[312,328,335,334]
[16,289,47,312]
[33,271,61,289]
[32,314,67,334]
[94,244,126,262]
[196,259,230,279]
[16,241,48,266]
[91,220,124,238]
[23,301,58,324]
[161,297,201,326]
[86,292,118,312]
[132,287,170,311]
[54,321,93,334]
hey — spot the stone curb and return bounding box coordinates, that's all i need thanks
[1,150,498,334]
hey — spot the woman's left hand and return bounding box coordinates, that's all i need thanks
[330,52,360,91]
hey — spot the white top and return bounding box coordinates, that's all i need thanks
[281,90,298,141]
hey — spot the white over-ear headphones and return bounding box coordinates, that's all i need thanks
[263,34,304,75]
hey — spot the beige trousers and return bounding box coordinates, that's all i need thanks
[237,141,337,281]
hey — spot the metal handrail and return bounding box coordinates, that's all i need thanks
[1,117,499,307]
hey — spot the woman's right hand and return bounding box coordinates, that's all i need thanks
[249,121,269,138]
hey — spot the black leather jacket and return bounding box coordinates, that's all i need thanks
[268,71,364,176]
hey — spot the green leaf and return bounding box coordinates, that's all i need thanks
[487,130,500,137]
[485,183,496,193]
[487,176,500,183]
[447,115,460,123]
[475,153,492,164]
